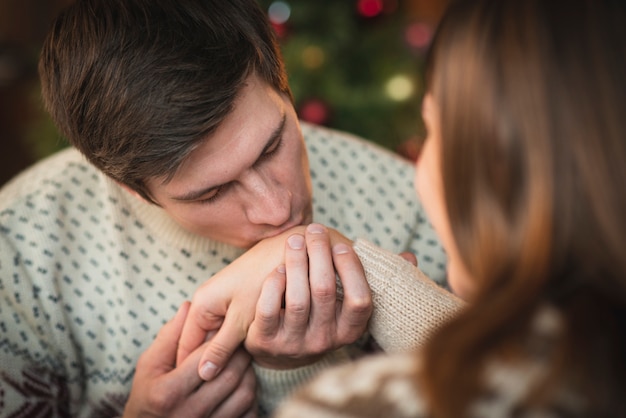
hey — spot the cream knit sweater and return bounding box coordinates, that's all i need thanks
[0,122,451,416]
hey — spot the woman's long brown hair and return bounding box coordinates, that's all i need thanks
[419,0,626,416]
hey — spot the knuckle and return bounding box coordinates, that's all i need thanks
[245,338,271,355]
[255,313,273,327]
[197,306,221,325]
[310,284,336,304]
[147,384,178,411]
[280,342,305,357]
[285,301,308,317]
[255,306,276,325]
[346,294,373,316]
[307,334,334,354]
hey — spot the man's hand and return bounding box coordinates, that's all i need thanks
[124,302,257,418]
[243,223,372,369]
[176,224,373,381]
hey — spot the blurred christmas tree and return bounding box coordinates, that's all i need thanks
[1,0,443,187]
[258,0,439,160]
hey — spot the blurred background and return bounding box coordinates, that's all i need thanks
[0,0,448,187]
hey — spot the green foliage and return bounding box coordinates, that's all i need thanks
[259,0,427,151]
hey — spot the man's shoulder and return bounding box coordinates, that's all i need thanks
[305,121,421,248]
[301,121,413,171]
[302,121,415,189]
[0,147,102,210]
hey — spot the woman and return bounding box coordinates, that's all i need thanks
[275,0,626,416]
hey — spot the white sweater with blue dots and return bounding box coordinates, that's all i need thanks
[0,123,450,417]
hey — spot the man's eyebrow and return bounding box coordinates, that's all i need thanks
[259,112,286,156]
[170,112,287,202]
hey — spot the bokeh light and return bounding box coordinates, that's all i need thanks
[301,45,326,69]
[299,98,331,125]
[268,1,291,25]
[385,74,414,101]
[405,22,433,50]
[357,0,384,18]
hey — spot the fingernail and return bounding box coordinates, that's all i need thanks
[287,234,304,249]
[200,361,218,381]
[333,243,350,255]
[307,223,325,234]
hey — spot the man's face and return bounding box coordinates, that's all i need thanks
[146,75,313,249]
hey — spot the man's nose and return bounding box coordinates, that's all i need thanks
[242,170,292,226]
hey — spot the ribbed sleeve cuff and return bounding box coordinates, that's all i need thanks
[252,348,351,416]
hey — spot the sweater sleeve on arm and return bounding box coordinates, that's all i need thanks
[0,233,73,415]
[353,238,465,353]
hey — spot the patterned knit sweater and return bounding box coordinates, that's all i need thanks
[0,122,452,417]
[275,296,584,418]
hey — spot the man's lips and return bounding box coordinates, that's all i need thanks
[267,220,304,239]
[256,203,313,242]
[262,210,311,240]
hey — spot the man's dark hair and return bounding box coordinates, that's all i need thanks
[39,0,291,203]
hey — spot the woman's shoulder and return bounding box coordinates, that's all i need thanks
[275,352,428,418]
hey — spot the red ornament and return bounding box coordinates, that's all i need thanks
[298,99,331,125]
[270,22,290,39]
[357,0,384,18]
[405,22,433,50]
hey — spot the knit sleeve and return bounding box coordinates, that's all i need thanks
[0,231,73,415]
[353,238,464,353]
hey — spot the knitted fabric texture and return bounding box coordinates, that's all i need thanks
[275,307,582,418]
[254,240,463,414]
[353,239,463,353]
[0,122,447,417]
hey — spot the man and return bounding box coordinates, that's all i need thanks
[0,0,446,416]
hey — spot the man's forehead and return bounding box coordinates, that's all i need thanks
[167,113,287,201]
[151,76,290,194]
[161,122,288,203]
